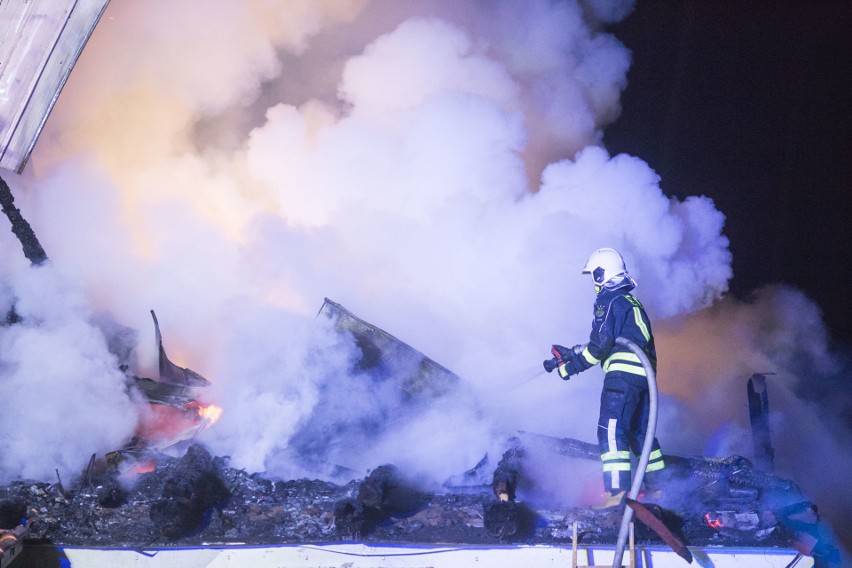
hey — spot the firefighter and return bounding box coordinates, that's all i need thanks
[544,247,666,509]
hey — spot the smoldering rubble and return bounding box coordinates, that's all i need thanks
[1,433,840,566]
[0,298,844,567]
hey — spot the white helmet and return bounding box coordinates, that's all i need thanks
[582,248,633,287]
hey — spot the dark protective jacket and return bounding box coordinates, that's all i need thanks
[558,282,656,383]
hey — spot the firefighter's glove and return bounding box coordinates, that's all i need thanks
[551,345,572,360]
[557,345,583,380]
[543,344,575,378]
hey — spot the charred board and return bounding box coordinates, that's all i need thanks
[626,498,692,563]
[334,465,430,537]
[483,501,537,541]
[491,438,524,502]
[148,445,230,540]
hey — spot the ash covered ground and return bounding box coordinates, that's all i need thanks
[2,442,841,567]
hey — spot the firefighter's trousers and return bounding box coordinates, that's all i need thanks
[597,372,666,494]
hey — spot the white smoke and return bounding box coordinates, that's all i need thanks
[655,286,852,552]
[0,0,848,552]
[0,260,138,481]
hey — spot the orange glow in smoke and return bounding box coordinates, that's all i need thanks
[134,402,224,446]
[132,460,156,474]
[136,404,195,442]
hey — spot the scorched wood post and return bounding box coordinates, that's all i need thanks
[0,175,48,265]
[747,373,775,473]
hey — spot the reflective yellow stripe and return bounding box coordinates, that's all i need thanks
[649,449,663,461]
[604,362,647,376]
[633,307,651,341]
[581,347,600,365]
[605,352,642,365]
[646,460,666,472]
[603,462,632,472]
[558,364,570,378]
[603,351,645,374]
[601,450,631,462]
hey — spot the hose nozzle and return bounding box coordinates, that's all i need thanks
[543,357,559,373]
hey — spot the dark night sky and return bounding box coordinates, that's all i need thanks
[603,2,852,345]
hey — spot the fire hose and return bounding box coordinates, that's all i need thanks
[611,336,658,568]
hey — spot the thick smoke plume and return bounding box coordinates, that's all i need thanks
[0,0,848,553]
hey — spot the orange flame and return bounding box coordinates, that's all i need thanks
[192,402,222,425]
[196,403,223,424]
[704,513,724,529]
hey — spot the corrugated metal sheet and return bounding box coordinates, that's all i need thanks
[0,0,109,173]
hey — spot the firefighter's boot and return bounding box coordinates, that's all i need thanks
[592,490,626,510]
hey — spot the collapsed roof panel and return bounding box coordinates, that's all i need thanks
[278,299,466,477]
[0,0,109,173]
[318,297,459,401]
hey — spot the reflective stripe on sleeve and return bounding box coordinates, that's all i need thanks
[633,307,651,341]
[581,346,600,365]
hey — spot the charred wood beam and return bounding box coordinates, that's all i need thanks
[516,431,599,460]
[626,498,692,563]
[747,374,775,473]
[334,465,430,537]
[666,454,798,497]
[484,439,538,541]
[149,444,231,540]
[0,175,47,266]
[491,437,524,502]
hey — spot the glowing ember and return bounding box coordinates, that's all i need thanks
[705,513,724,529]
[132,460,156,474]
[117,458,158,483]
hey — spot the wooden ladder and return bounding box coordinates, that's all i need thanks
[572,521,635,568]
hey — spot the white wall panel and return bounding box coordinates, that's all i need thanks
[0,0,109,173]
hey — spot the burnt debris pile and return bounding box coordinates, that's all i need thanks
[0,438,840,565]
[0,295,844,567]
